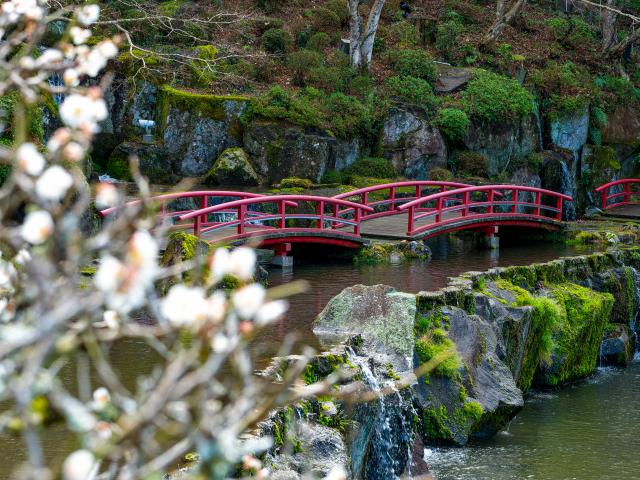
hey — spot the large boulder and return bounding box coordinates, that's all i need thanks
[314,284,416,362]
[434,66,473,94]
[463,113,540,177]
[600,325,635,367]
[548,108,589,159]
[160,88,248,177]
[382,108,447,179]
[244,122,336,183]
[106,141,177,184]
[601,105,640,148]
[205,147,259,186]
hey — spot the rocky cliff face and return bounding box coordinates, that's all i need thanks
[257,249,640,479]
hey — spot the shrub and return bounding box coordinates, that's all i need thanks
[461,70,534,123]
[385,21,419,47]
[433,108,470,142]
[528,61,595,117]
[453,151,489,178]
[189,45,220,86]
[389,49,438,83]
[325,0,349,25]
[307,32,331,51]
[320,169,342,184]
[244,86,324,129]
[596,75,640,106]
[348,75,374,97]
[261,28,291,53]
[385,75,437,108]
[295,24,313,48]
[287,49,324,84]
[323,92,371,138]
[428,167,453,181]
[312,7,341,32]
[280,177,314,189]
[307,66,344,93]
[342,157,397,180]
[436,16,465,62]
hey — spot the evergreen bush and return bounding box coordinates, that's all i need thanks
[389,49,438,83]
[261,28,291,53]
[434,108,470,142]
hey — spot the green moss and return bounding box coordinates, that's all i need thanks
[157,85,249,131]
[279,177,313,189]
[415,323,462,378]
[434,108,470,143]
[422,405,453,442]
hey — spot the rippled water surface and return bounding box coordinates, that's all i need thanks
[427,361,640,480]
[0,237,607,478]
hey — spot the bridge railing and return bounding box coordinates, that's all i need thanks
[594,179,640,210]
[178,195,375,241]
[332,181,473,221]
[99,191,298,232]
[398,185,572,236]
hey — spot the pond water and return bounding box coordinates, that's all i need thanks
[0,236,612,478]
[427,360,640,480]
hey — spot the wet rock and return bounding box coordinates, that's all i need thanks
[601,105,640,148]
[600,324,635,367]
[382,108,447,179]
[129,81,159,130]
[106,141,177,184]
[205,147,259,186]
[463,114,539,176]
[244,122,336,183]
[540,150,577,220]
[334,137,360,171]
[314,284,417,362]
[548,108,589,159]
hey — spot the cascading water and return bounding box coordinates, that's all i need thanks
[48,72,65,106]
[348,350,415,480]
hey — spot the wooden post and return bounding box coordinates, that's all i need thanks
[408,206,415,235]
[317,201,324,229]
[278,200,286,229]
[487,190,494,214]
[534,191,541,217]
[556,197,563,220]
[511,190,518,213]
[238,204,246,235]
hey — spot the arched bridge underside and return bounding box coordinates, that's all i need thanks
[100,182,572,251]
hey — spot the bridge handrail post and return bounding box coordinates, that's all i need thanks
[390,186,396,212]
[317,201,324,229]
[462,192,470,217]
[556,197,563,220]
[511,190,518,213]
[624,182,631,205]
[354,207,361,235]
[237,204,246,235]
[278,200,286,229]
[535,191,541,217]
[436,197,443,223]
[200,195,208,228]
[488,190,494,214]
[408,206,415,235]
[362,192,369,218]
[194,214,201,237]
[332,203,339,229]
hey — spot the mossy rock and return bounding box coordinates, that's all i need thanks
[159,232,211,292]
[204,147,259,186]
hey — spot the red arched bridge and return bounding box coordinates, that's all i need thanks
[100,182,573,261]
[595,179,640,217]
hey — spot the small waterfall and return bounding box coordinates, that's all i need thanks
[348,350,415,480]
[558,161,577,220]
[48,72,65,106]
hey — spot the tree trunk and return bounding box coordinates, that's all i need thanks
[348,0,386,69]
[483,0,528,45]
[602,0,618,51]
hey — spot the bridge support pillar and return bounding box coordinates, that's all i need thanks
[478,227,499,250]
[271,243,293,269]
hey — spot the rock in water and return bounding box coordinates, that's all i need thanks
[314,284,416,362]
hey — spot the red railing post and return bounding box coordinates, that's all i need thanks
[487,190,494,214]
[511,190,518,213]
[535,192,541,217]
[436,197,443,224]
[390,187,396,212]
[200,195,208,229]
[278,200,286,229]
[556,197,563,220]
[332,203,339,229]
[237,204,246,235]
[194,214,201,237]
[462,192,470,217]
[602,190,608,210]
[354,207,361,235]
[362,192,369,217]
[624,182,631,205]
[408,206,415,235]
[317,201,324,229]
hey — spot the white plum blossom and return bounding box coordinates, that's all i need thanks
[20,210,53,244]
[14,249,31,266]
[62,449,97,480]
[96,40,118,60]
[228,247,257,281]
[77,4,100,26]
[210,247,230,282]
[97,310,119,330]
[232,284,266,320]
[0,261,16,290]
[63,68,80,87]
[206,291,227,324]
[127,230,158,271]
[254,300,288,326]
[35,48,63,68]
[95,182,119,209]
[47,128,72,153]
[70,26,91,45]
[94,256,125,293]
[1,0,43,25]
[16,142,45,175]
[161,285,208,327]
[63,142,85,162]
[35,165,73,201]
[59,94,108,131]
[92,387,110,409]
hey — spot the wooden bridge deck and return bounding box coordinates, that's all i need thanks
[603,204,640,220]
